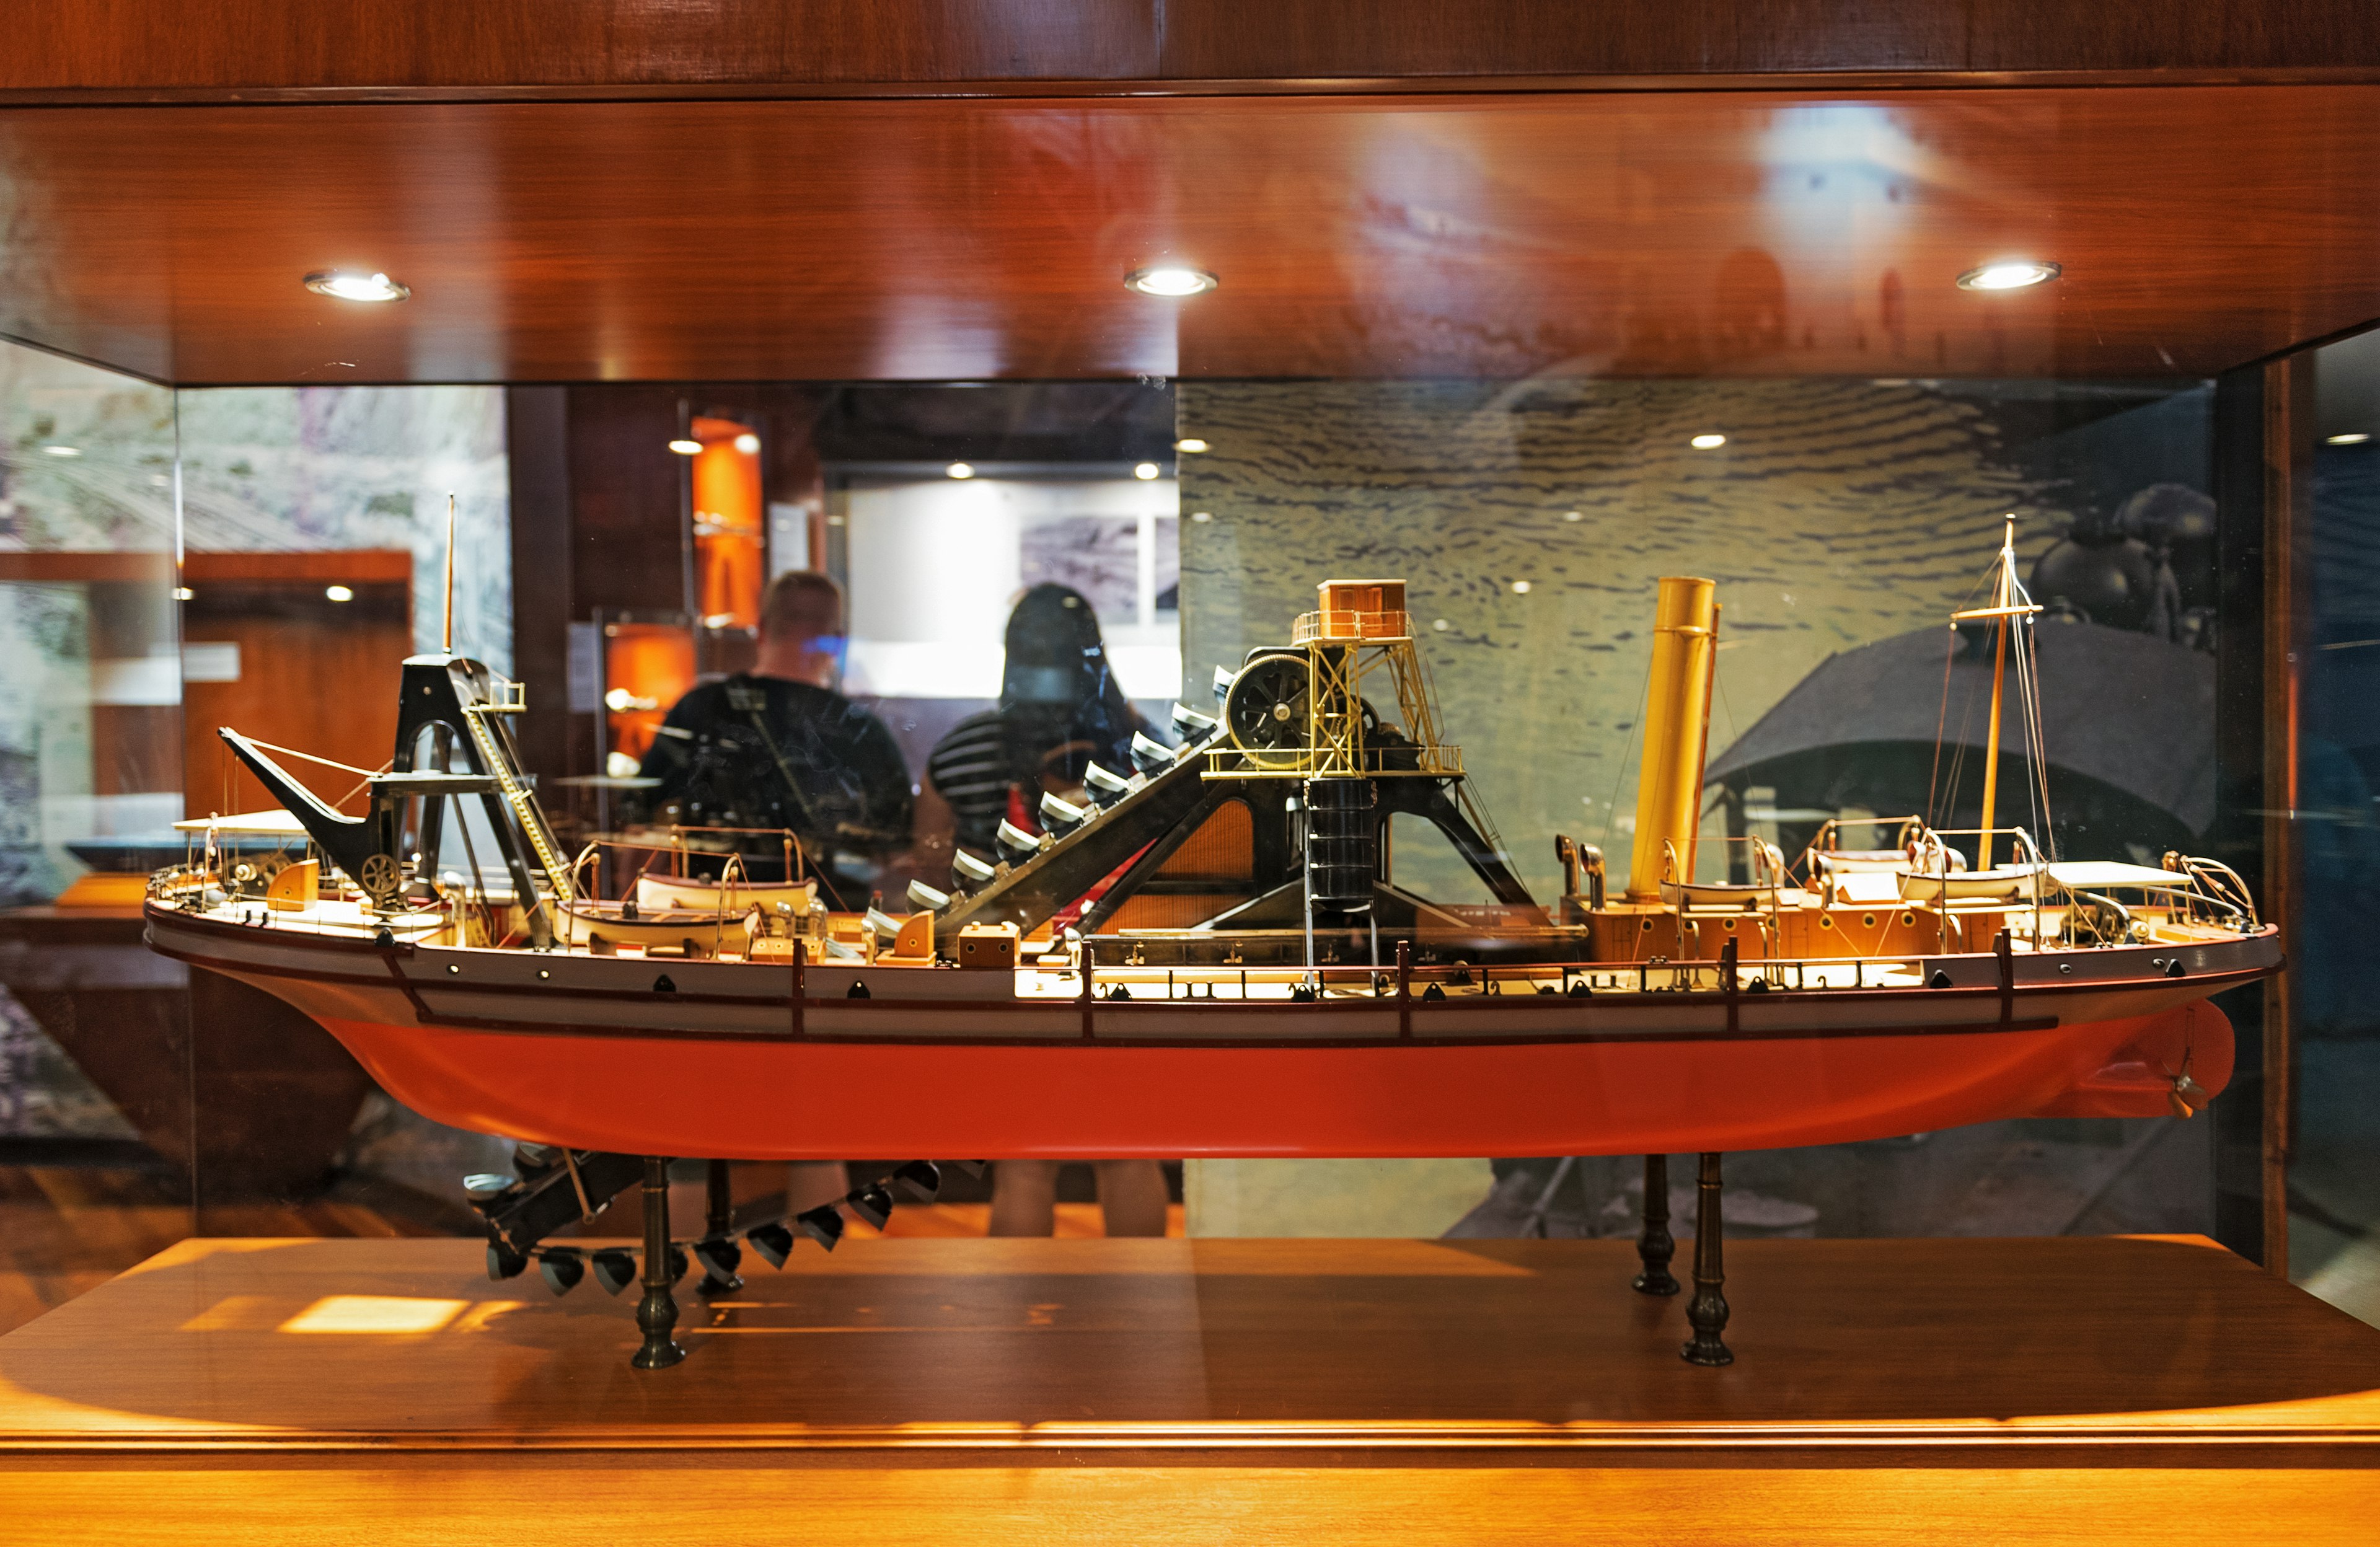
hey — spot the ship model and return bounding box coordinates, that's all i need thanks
[144,537,2278,1370]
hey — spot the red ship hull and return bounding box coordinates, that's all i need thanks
[148,907,2254,1160]
[306,1001,2230,1160]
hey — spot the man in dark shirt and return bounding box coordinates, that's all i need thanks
[637,571,912,898]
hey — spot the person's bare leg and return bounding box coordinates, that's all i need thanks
[1093,1160,1170,1237]
[990,1160,1059,1236]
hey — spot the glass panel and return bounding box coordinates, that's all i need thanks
[2297,334,2380,1324]
[0,338,189,1329]
[171,383,511,1232]
[1173,372,2232,1241]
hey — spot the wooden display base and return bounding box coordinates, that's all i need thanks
[3,1235,2378,1540]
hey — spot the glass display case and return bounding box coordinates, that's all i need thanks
[0,87,2370,1370]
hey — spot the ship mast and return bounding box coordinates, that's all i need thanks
[1950,515,2042,868]
[441,491,457,653]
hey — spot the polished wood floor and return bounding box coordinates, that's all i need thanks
[4,1235,2376,1540]
[0,1166,459,1338]
[0,1164,1179,1339]
[4,1233,2378,1442]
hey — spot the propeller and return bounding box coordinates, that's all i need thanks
[951,848,1000,885]
[1212,663,1238,703]
[1130,730,1177,772]
[907,878,951,912]
[995,818,1045,859]
[1040,791,1088,832]
[894,1160,943,1200]
[864,906,904,940]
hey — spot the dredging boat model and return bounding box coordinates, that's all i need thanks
[144,550,2278,1369]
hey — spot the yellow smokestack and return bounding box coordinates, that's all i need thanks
[1626,576,1719,902]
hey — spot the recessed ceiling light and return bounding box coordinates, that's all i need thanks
[1125,266,1219,298]
[1432,618,1450,632]
[1562,510,1583,522]
[1133,462,1161,480]
[668,439,702,456]
[324,584,354,602]
[1189,510,1213,522]
[1690,434,1727,450]
[1955,260,2061,292]
[946,462,976,480]
[41,444,81,457]
[1512,580,1533,595]
[1175,438,1210,453]
[2328,432,2371,446]
[303,270,410,303]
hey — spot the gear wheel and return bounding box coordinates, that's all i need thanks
[1225,654,1311,767]
[357,852,403,905]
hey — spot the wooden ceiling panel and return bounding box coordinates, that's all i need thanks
[3,86,2378,385]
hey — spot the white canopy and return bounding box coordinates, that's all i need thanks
[172,809,309,836]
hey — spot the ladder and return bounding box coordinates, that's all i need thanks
[461,694,576,904]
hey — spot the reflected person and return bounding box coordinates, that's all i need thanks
[637,571,912,901]
[923,581,1170,1238]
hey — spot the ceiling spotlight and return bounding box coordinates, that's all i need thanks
[1955,260,2061,292]
[1175,438,1210,453]
[668,438,702,456]
[1562,510,1583,522]
[41,444,80,457]
[2327,432,2371,446]
[324,584,354,602]
[302,270,410,303]
[1512,580,1533,595]
[733,433,760,454]
[1134,462,1161,480]
[1189,510,1212,522]
[946,462,976,480]
[1125,266,1219,298]
[1690,434,1728,450]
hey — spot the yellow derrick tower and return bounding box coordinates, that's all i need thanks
[1206,579,1461,782]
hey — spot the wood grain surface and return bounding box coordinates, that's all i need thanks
[7,1,2380,98]
[4,1457,2379,1546]
[5,86,2380,385]
[9,1235,2378,1543]
[4,1234,2379,1450]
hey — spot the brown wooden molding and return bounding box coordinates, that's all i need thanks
[6,2,2380,100]
[16,68,2380,108]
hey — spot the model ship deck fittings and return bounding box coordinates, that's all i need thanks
[145,565,2277,1370]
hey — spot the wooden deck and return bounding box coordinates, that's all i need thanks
[2,1235,2377,1540]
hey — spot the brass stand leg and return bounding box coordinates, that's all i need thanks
[698,1158,743,1296]
[1632,1153,1679,1295]
[631,1157,687,1370]
[1682,1151,1733,1367]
